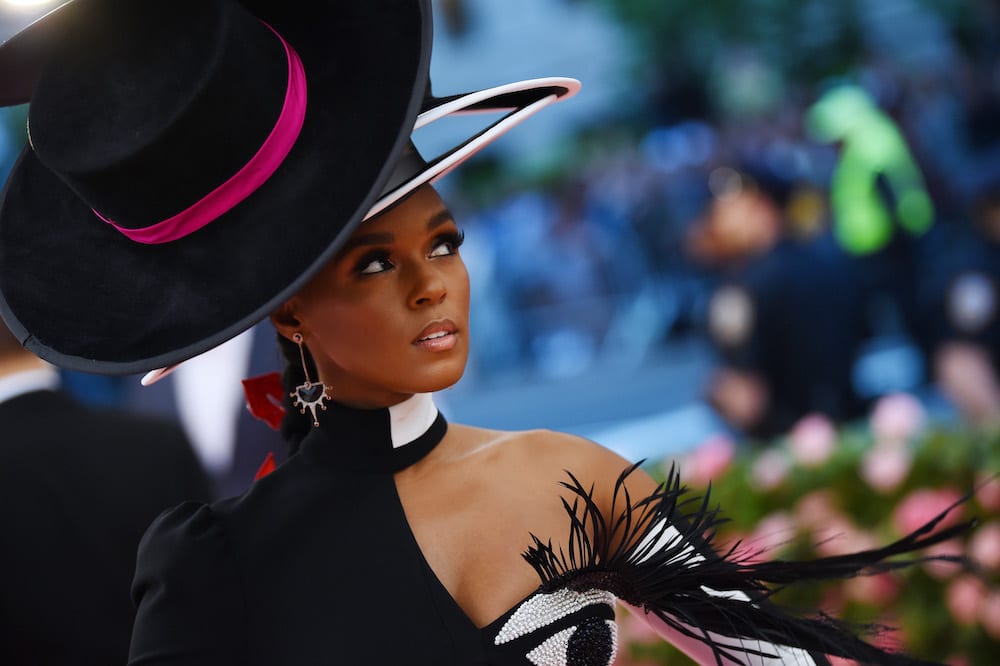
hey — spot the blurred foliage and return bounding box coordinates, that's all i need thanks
[590,0,860,82]
[450,0,1000,212]
[580,0,996,123]
[628,421,1000,665]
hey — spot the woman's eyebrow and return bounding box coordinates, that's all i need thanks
[338,231,394,255]
[338,209,454,256]
[427,210,455,230]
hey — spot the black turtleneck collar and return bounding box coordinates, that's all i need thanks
[299,393,447,474]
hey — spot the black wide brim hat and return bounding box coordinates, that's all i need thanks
[0,0,579,377]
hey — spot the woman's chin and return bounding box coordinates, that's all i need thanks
[416,366,466,394]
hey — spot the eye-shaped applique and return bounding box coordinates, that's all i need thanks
[524,618,617,666]
[494,588,618,666]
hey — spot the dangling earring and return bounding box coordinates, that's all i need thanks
[289,332,330,427]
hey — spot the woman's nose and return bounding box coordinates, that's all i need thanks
[408,265,447,308]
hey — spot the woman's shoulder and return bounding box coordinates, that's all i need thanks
[130,503,249,663]
[136,491,258,576]
[135,499,236,572]
[448,423,660,506]
[450,423,607,465]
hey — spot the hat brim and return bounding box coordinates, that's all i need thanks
[369,77,581,219]
[141,77,581,386]
[0,1,432,373]
[0,2,579,377]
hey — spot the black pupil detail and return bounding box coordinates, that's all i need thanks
[296,385,325,403]
[566,619,613,666]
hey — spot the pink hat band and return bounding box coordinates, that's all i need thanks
[92,22,306,245]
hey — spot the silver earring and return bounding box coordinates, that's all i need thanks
[290,332,330,427]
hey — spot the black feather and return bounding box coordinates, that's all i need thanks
[523,463,976,666]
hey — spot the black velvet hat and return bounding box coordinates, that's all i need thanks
[0,0,579,376]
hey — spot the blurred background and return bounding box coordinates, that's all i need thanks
[419,0,1000,456]
[1,0,999,663]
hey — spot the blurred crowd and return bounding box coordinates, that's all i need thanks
[446,35,1000,442]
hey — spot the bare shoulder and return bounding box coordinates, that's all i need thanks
[448,423,661,508]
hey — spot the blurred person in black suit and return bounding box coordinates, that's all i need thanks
[914,176,1000,425]
[0,320,212,666]
[689,164,869,439]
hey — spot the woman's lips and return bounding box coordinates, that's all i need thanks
[413,320,458,351]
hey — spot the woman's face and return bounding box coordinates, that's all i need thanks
[277,185,470,408]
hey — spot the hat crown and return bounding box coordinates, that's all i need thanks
[28,0,287,229]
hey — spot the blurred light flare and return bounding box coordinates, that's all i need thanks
[3,0,60,7]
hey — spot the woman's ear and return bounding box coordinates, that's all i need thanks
[270,300,302,342]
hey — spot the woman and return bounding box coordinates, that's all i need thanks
[0,1,969,664]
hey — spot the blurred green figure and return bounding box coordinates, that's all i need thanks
[808,85,934,254]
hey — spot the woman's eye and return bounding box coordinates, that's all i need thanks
[428,243,452,258]
[429,230,465,258]
[357,254,394,275]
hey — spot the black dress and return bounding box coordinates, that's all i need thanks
[128,395,620,665]
[128,395,964,665]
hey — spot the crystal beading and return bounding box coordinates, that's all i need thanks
[526,626,575,666]
[494,588,616,645]
[523,619,618,666]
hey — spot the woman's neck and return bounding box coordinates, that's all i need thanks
[301,392,448,473]
[323,386,420,412]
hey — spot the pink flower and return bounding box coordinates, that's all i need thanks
[980,590,1000,639]
[923,538,966,580]
[859,443,912,494]
[813,516,877,557]
[751,448,790,490]
[968,521,1000,571]
[975,473,1000,512]
[788,413,837,467]
[683,434,736,486]
[869,392,925,444]
[945,655,972,666]
[841,525,879,553]
[892,487,965,537]
[945,576,986,625]
[819,586,847,616]
[844,571,900,605]
[794,490,841,530]
[746,511,797,560]
[719,531,750,559]
[868,626,905,654]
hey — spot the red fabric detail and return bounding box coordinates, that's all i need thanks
[242,371,286,431]
[254,451,277,481]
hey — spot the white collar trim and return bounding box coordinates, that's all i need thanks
[388,393,439,449]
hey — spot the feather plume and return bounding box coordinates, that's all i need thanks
[523,462,975,666]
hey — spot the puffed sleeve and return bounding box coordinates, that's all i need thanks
[128,502,247,666]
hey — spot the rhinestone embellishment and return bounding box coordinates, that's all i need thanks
[495,588,616,645]
[524,619,618,666]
